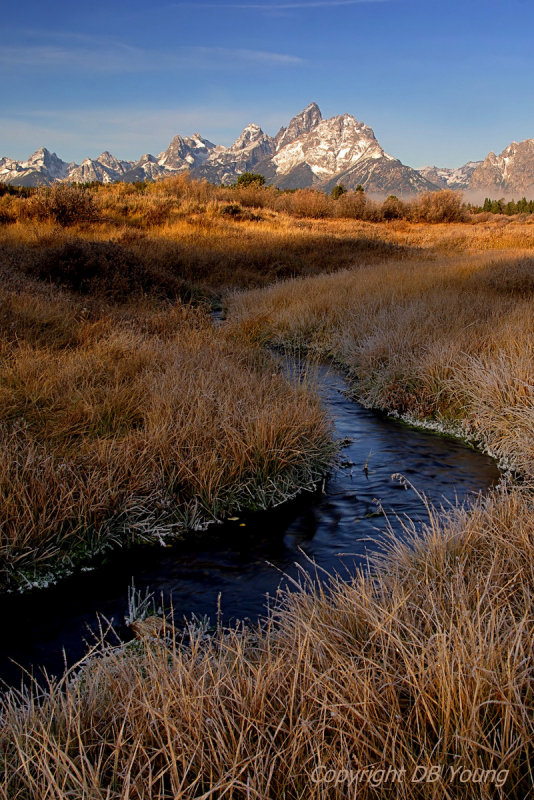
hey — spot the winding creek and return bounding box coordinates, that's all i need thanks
[0,363,499,687]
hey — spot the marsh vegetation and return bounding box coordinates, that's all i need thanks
[0,178,533,797]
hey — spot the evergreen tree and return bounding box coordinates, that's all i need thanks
[330,184,347,199]
[234,173,266,188]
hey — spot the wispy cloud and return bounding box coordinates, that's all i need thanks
[0,105,293,161]
[0,34,304,72]
[173,0,387,7]
[0,44,144,72]
[193,47,303,64]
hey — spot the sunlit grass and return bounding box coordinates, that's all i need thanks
[0,284,334,588]
[1,182,533,798]
[1,487,532,798]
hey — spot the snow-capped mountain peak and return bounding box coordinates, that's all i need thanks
[272,112,381,177]
[275,102,323,150]
[5,104,534,199]
[157,133,216,170]
[468,138,534,199]
[0,146,70,186]
[227,123,271,153]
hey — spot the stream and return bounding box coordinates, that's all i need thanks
[0,363,499,687]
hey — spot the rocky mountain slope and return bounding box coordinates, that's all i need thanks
[420,141,534,200]
[193,103,436,196]
[194,124,273,186]
[418,162,482,191]
[2,105,534,199]
[467,140,534,200]
[0,147,72,187]
[68,152,135,183]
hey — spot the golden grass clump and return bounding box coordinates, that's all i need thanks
[1,182,534,797]
[0,280,334,587]
[228,251,534,477]
[1,487,532,798]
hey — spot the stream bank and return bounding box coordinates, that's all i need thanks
[0,362,500,687]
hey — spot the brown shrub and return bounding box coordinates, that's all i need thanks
[410,190,466,223]
[381,194,407,220]
[232,184,276,209]
[335,189,367,219]
[25,184,97,226]
[286,189,332,218]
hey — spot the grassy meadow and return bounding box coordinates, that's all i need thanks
[228,249,534,476]
[0,179,533,798]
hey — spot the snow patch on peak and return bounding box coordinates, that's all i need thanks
[275,102,323,150]
[273,111,384,176]
[29,147,47,159]
[228,123,271,153]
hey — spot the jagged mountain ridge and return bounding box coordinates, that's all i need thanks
[418,162,483,192]
[0,103,437,195]
[2,104,534,198]
[0,147,72,187]
[420,142,534,200]
[68,152,136,184]
[192,103,437,195]
[195,123,274,186]
[468,140,534,200]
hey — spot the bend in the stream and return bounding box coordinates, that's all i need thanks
[0,363,499,688]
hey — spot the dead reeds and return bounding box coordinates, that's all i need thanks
[1,181,533,798]
[0,282,333,588]
[1,486,532,798]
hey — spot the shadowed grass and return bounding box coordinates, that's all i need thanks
[0,487,532,798]
[1,186,534,797]
[0,282,334,589]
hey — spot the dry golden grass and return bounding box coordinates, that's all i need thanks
[2,178,533,297]
[0,216,415,295]
[1,487,532,798]
[0,279,333,588]
[1,187,534,798]
[229,250,534,478]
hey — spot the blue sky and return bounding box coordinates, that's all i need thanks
[2,0,533,168]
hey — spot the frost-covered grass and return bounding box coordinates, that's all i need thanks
[229,251,534,479]
[0,277,334,590]
[1,198,534,798]
[1,487,533,799]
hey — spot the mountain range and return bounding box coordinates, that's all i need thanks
[2,103,534,200]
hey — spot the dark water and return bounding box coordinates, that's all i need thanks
[0,364,499,687]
